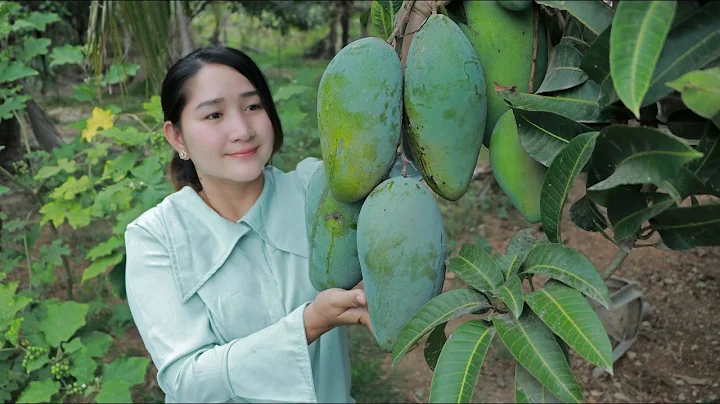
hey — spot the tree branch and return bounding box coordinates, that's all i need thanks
[388,0,417,49]
[601,243,632,280]
[529,5,540,93]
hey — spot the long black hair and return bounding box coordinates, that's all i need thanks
[160,46,284,192]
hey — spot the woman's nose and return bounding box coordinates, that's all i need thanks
[227,114,254,142]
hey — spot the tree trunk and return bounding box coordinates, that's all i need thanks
[26,99,64,151]
[176,2,195,58]
[340,1,352,48]
[324,2,339,58]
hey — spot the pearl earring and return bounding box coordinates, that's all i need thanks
[179,150,187,159]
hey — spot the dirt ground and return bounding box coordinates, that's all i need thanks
[374,177,720,404]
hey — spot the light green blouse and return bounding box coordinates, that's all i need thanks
[124,157,355,403]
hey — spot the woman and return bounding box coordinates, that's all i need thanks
[124,46,373,403]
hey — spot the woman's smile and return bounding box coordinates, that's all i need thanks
[227,146,259,158]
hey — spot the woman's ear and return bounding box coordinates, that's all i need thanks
[164,121,187,155]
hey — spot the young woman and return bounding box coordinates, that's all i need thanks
[124,46,373,403]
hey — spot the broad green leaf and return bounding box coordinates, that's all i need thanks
[569,195,607,232]
[62,337,85,354]
[428,320,495,403]
[142,95,163,123]
[102,356,150,386]
[33,158,76,180]
[392,289,491,366]
[536,44,588,94]
[51,175,92,200]
[101,63,141,86]
[70,347,98,383]
[0,60,38,83]
[650,204,720,249]
[95,379,132,403]
[87,237,124,260]
[102,127,147,147]
[610,1,676,118]
[493,310,583,403]
[18,37,51,62]
[48,44,85,68]
[24,351,49,373]
[607,190,674,241]
[560,17,592,53]
[0,94,28,120]
[273,84,309,102]
[492,275,524,319]
[0,281,31,327]
[511,108,594,167]
[102,151,141,182]
[81,331,114,358]
[523,244,611,308]
[92,182,133,217]
[82,253,124,283]
[23,11,60,31]
[525,281,613,372]
[504,80,616,123]
[515,362,561,403]
[541,132,599,243]
[424,322,447,371]
[0,185,7,195]
[667,68,720,127]
[377,0,403,14]
[587,125,704,204]
[16,379,60,403]
[371,1,394,39]
[360,8,371,27]
[496,229,549,280]
[580,26,611,85]
[447,243,504,292]
[689,124,720,183]
[130,155,163,186]
[535,0,612,35]
[38,301,89,347]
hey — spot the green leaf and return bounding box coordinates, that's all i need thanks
[102,127,148,146]
[523,244,611,308]
[0,185,8,195]
[18,37,51,62]
[23,11,60,31]
[690,124,720,183]
[95,379,132,403]
[81,331,114,358]
[103,356,150,386]
[51,175,92,200]
[650,204,720,249]
[569,195,607,232]
[142,95,163,123]
[101,63,141,86]
[447,243,505,292]
[273,84,309,102]
[495,229,549,280]
[92,182,133,217]
[493,309,583,403]
[82,253,124,283]
[130,155,163,186]
[424,322,447,371]
[70,347,98,383]
[511,108,594,167]
[38,301,89,347]
[610,0,676,118]
[371,1,394,39]
[492,274,524,319]
[541,132,599,243]
[580,25,616,103]
[536,44,588,94]
[16,379,60,403]
[428,320,495,403]
[535,1,612,35]
[48,44,84,68]
[33,165,61,181]
[525,280,613,372]
[87,237,124,260]
[607,190,674,241]
[515,361,561,403]
[667,68,720,127]
[0,281,31,329]
[504,80,616,123]
[0,60,38,83]
[360,8,371,27]
[392,289,491,366]
[102,151,141,182]
[24,351,49,373]
[587,125,704,204]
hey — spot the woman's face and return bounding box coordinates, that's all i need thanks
[165,63,275,187]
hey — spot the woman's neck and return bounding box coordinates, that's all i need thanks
[197,174,265,223]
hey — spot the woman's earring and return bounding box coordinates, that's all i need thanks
[179,150,187,159]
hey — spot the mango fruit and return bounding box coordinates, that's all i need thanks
[489,111,546,223]
[317,37,403,203]
[357,177,447,352]
[305,164,364,291]
[404,14,487,202]
[498,0,533,12]
[461,1,548,146]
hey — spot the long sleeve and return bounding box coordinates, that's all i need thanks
[124,223,318,403]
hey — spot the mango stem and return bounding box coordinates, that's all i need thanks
[388,0,417,49]
[528,5,540,93]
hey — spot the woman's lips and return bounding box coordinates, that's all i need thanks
[227,146,259,157]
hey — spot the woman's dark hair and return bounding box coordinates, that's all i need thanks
[160,46,284,192]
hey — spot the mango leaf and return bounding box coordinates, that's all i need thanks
[541,132,599,244]
[0,60,38,83]
[447,243,505,292]
[536,44,588,94]
[392,288,491,366]
[560,17,592,53]
[424,322,447,371]
[37,301,89,347]
[496,229,549,280]
[504,80,616,123]
[515,362,561,403]
[18,37,51,62]
[511,108,594,167]
[579,25,618,104]
[48,44,85,68]
[535,0,612,35]
[16,379,60,403]
[650,204,720,249]
[492,274,524,319]
[587,125,704,204]
[666,68,720,127]
[371,1,394,39]
[428,320,495,403]
[689,124,720,183]
[523,244,611,308]
[610,0,676,118]
[607,190,674,241]
[95,379,132,403]
[493,310,583,403]
[525,281,613,372]
[569,195,608,232]
[82,253,124,283]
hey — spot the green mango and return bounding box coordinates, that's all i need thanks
[461,1,548,147]
[357,177,447,352]
[305,164,364,291]
[404,14,487,202]
[317,37,403,203]
[489,111,547,223]
[498,0,533,12]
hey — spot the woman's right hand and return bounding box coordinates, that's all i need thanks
[303,288,373,344]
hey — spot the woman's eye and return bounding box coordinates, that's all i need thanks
[206,112,222,120]
[246,104,262,111]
